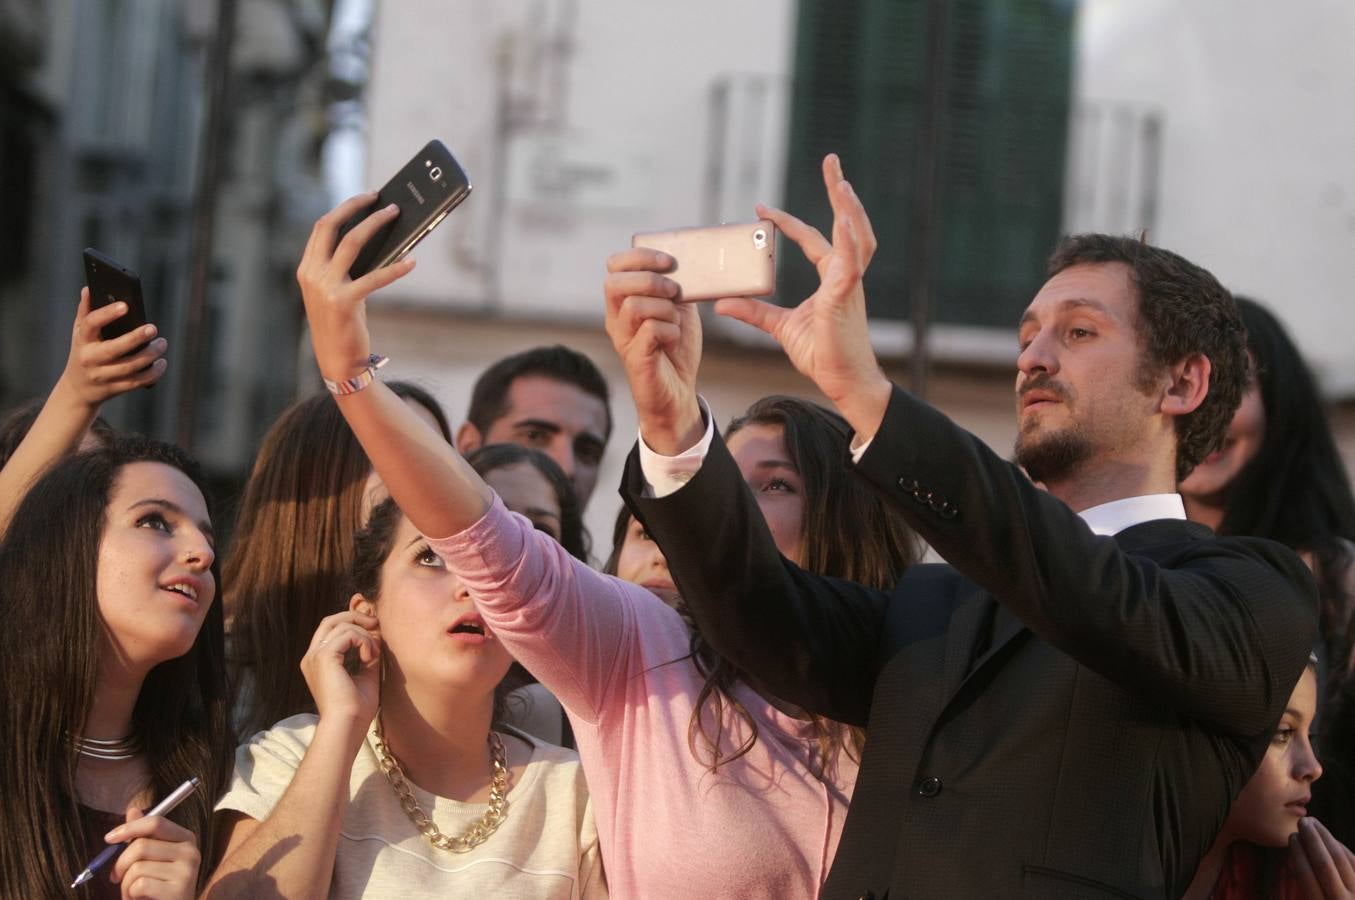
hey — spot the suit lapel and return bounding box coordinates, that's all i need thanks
[969,603,1026,675]
[940,599,1028,712]
[940,590,998,699]
[933,519,1203,717]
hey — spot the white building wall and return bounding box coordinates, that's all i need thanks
[1073,0,1355,395]
[359,0,801,540]
[358,0,1355,542]
[362,0,798,319]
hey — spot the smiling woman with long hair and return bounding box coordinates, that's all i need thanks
[0,436,231,898]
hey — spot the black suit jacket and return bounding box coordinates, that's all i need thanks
[623,386,1318,900]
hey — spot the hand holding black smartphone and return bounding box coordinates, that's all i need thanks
[82,249,149,342]
[338,140,472,280]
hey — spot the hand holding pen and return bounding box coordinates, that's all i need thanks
[72,776,202,897]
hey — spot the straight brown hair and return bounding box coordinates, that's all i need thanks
[225,384,451,737]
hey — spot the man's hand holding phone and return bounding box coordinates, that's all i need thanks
[603,248,706,457]
[715,154,892,442]
[606,220,779,455]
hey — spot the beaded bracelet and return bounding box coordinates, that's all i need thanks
[323,354,389,396]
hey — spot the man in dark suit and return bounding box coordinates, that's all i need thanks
[601,154,1318,899]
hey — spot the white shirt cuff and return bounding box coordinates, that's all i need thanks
[637,397,715,498]
[849,433,874,464]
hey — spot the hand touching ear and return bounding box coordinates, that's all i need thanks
[301,610,382,743]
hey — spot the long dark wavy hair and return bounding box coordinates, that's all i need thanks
[0,436,231,897]
[1213,299,1355,690]
[225,383,451,736]
[609,396,921,777]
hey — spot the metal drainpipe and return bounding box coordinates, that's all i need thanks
[906,0,951,401]
[176,0,238,451]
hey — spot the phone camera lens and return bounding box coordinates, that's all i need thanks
[753,229,768,249]
[429,165,443,182]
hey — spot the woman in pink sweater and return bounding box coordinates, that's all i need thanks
[297,195,918,897]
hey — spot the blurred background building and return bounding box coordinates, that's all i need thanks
[2,0,1352,541]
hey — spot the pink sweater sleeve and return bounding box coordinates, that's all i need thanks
[426,495,675,725]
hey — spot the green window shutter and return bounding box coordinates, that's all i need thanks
[783,0,1074,329]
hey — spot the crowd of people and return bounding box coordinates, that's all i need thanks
[0,153,1352,899]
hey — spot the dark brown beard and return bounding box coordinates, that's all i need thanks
[1014,426,1094,485]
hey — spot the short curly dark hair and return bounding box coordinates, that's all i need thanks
[1047,234,1248,482]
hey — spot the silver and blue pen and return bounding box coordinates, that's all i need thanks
[70,776,202,889]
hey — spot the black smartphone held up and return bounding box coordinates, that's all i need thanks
[82,248,149,343]
[339,139,472,280]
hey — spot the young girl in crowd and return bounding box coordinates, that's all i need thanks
[205,496,605,897]
[1183,659,1355,899]
[603,505,683,613]
[295,193,920,898]
[225,383,451,736]
[0,436,231,899]
[1180,298,1355,842]
[0,287,163,532]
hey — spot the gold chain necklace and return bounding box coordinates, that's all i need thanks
[370,719,510,853]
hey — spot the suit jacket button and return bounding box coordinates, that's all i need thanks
[918,776,943,797]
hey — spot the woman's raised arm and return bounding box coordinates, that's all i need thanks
[296,194,494,540]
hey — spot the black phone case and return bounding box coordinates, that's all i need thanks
[340,140,472,280]
[82,248,148,342]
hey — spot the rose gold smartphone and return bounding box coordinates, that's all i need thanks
[631,220,775,301]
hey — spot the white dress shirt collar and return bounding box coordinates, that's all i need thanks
[640,400,1190,536]
[1078,494,1187,536]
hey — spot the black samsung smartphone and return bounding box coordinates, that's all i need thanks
[339,139,472,280]
[82,248,149,343]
